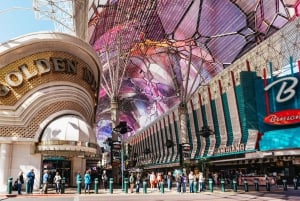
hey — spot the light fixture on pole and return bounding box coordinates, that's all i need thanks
[112,121,132,191]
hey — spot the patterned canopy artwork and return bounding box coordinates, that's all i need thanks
[87,0,300,145]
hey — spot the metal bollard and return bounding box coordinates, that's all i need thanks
[124,178,128,193]
[94,178,99,194]
[7,177,13,194]
[143,181,147,194]
[254,178,259,191]
[266,178,270,192]
[293,178,298,190]
[61,177,66,194]
[244,179,248,192]
[193,181,197,193]
[282,179,288,191]
[160,182,165,194]
[77,178,82,194]
[109,178,114,194]
[232,179,237,192]
[221,179,225,192]
[26,179,30,194]
[209,178,213,192]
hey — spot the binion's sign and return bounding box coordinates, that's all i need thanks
[263,76,300,125]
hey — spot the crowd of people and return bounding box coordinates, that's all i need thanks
[12,168,251,195]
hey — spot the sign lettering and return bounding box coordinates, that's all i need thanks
[264,77,298,103]
[0,57,97,97]
[213,144,245,155]
[264,109,300,125]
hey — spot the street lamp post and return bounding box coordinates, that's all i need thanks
[113,121,132,191]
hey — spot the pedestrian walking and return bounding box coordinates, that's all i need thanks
[41,170,49,194]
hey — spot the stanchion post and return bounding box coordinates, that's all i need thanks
[109,178,114,194]
[124,178,128,193]
[193,181,197,193]
[221,179,225,192]
[61,177,66,194]
[77,177,82,194]
[244,179,248,192]
[7,177,13,194]
[233,179,237,192]
[160,181,164,194]
[94,178,99,194]
[282,179,288,191]
[143,180,147,194]
[25,179,30,194]
[209,178,213,192]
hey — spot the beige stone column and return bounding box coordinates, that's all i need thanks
[0,143,12,192]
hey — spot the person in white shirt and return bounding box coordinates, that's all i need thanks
[54,172,62,193]
[188,171,195,193]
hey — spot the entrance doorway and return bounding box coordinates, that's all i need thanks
[42,157,71,186]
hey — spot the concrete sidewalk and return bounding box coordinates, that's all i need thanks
[1,185,300,199]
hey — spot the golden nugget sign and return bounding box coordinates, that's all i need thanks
[0,57,97,97]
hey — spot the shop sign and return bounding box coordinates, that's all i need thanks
[264,109,300,125]
[0,57,98,97]
[213,143,245,155]
[263,75,300,125]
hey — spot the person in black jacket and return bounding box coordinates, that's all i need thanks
[17,171,24,195]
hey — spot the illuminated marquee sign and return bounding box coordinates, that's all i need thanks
[264,109,300,125]
[0,57,98,97]
[213,144,245,155]
[263,76,300,125]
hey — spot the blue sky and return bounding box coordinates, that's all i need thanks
[0,0,55,43]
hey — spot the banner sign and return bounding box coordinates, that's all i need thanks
[264,109,300,125]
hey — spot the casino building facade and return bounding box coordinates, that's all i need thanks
[0,32,101,191]
[127,18,300,183]
[1,0,300,192]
